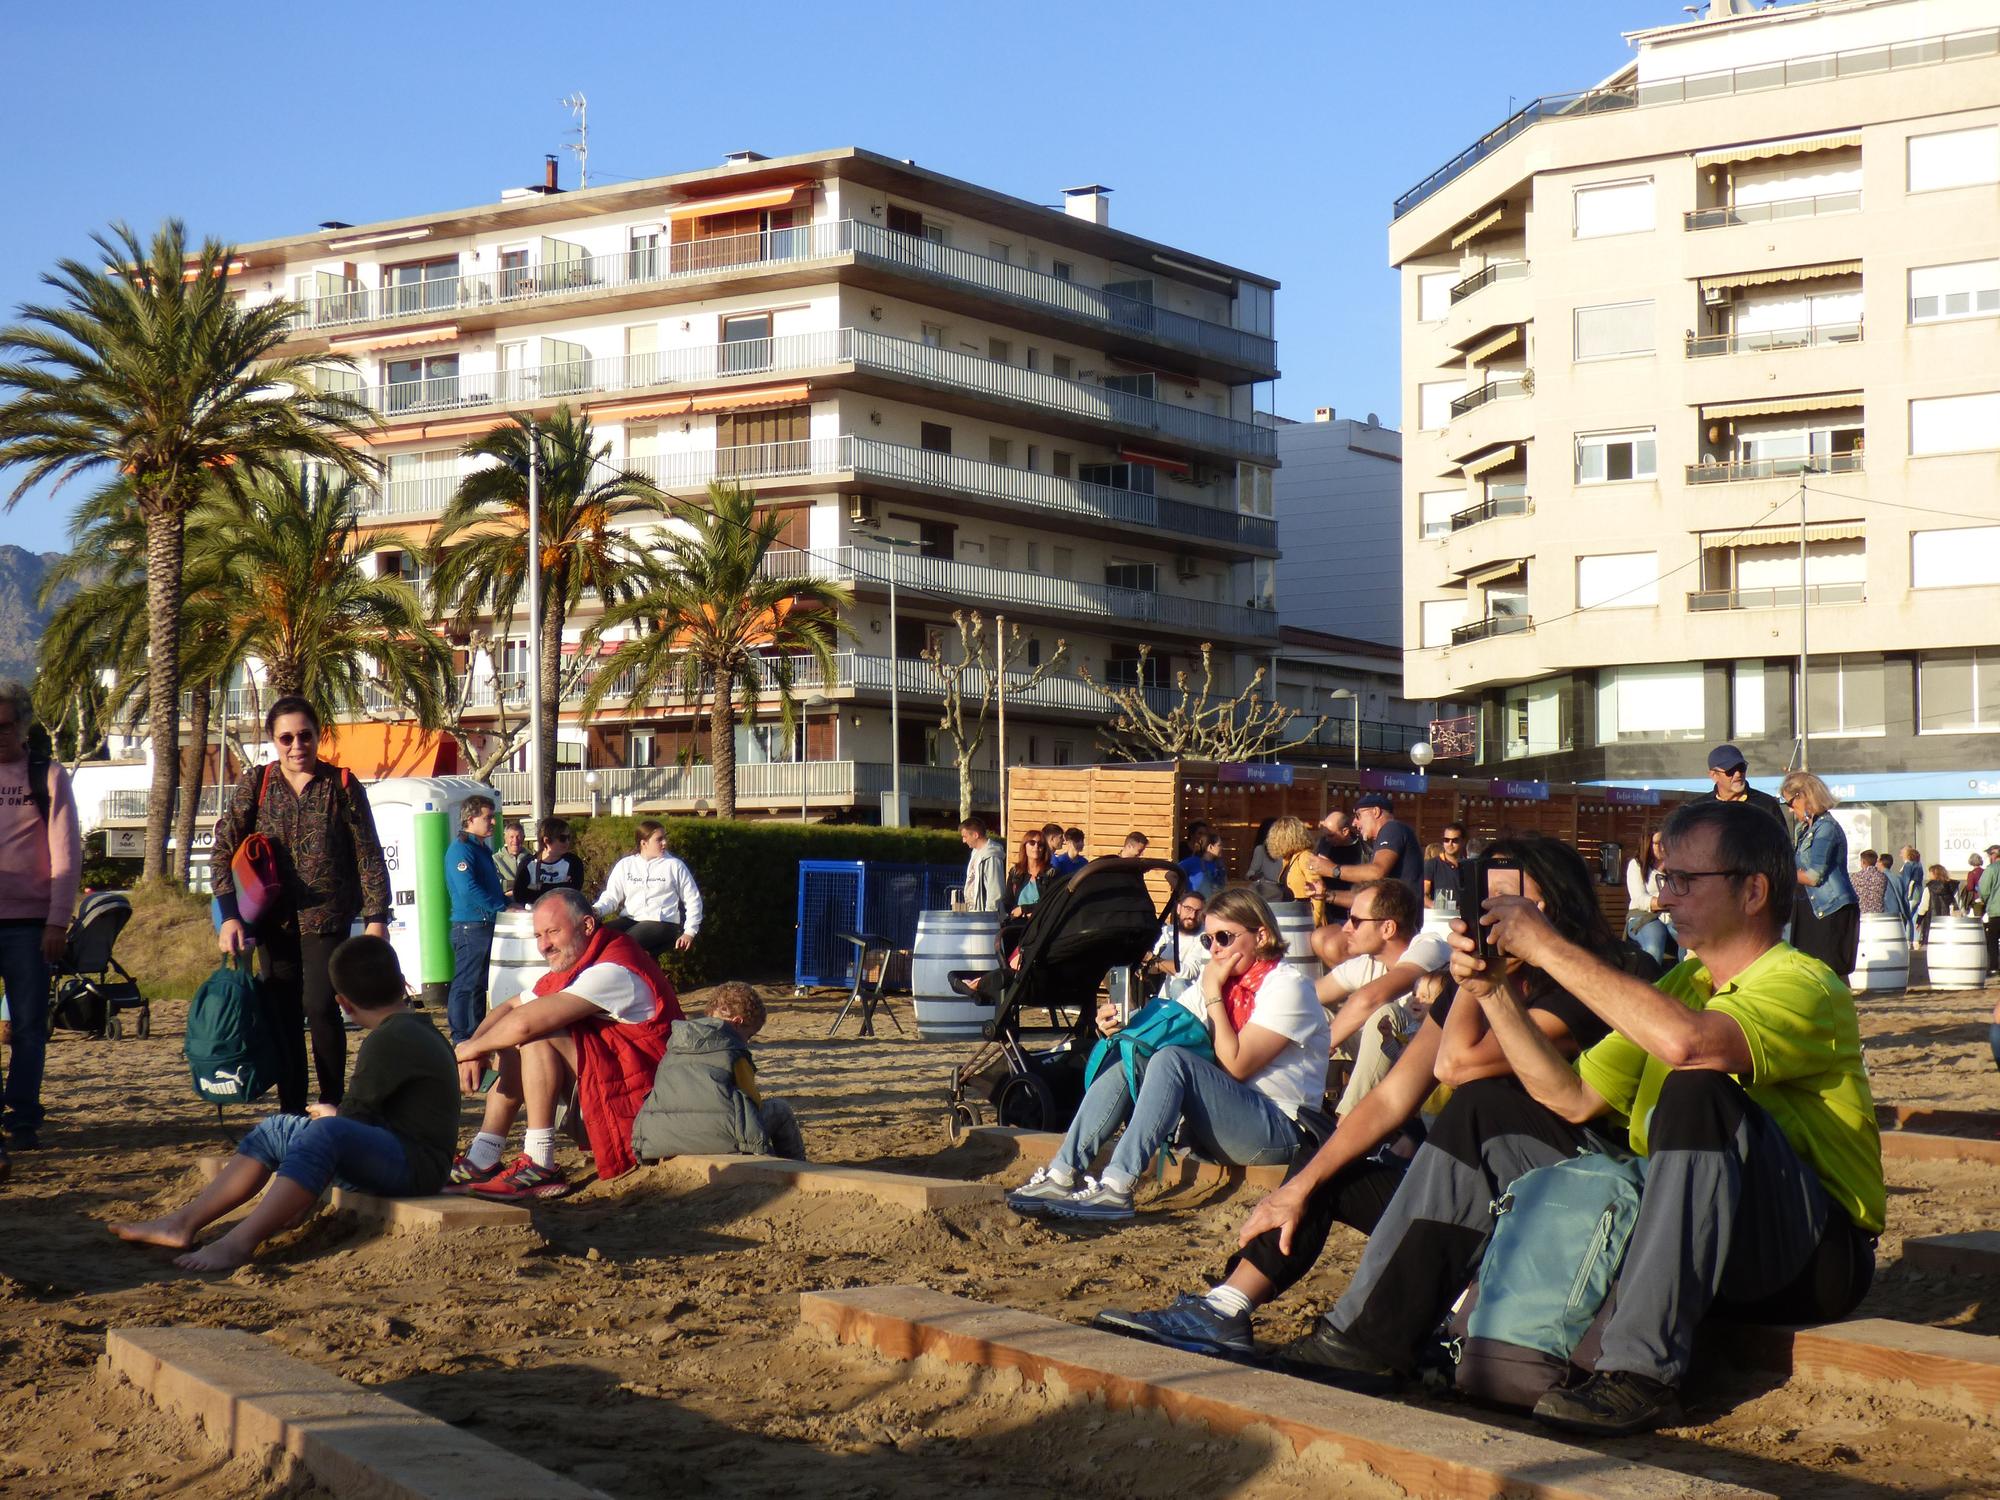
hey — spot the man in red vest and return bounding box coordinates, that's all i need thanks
[446,888,682,1199]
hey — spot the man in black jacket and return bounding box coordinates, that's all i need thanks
[1693,744,1789,832]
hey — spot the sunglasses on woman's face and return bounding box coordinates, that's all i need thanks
[275,730,317,746]
[1200,926,1244,951]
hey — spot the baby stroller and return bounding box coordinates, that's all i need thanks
[947,857,1185,1134]
[50,891,149,1040]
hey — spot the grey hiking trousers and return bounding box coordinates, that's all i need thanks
[1325,1073,1875,1385]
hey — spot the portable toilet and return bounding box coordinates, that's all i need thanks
[365,776,500,1006]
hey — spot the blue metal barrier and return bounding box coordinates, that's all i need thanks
[794,860,966,989]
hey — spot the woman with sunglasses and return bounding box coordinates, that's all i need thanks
[1780,771,1859,979]
[213,695,392,1113]
[1006,829,1058,919]
[1006,887,1330,1223]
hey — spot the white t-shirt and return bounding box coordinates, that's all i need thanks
[1229,963,1330,1116]
[1326,932,1451,998]
[1152,921,1210,1000]
[518,962,654,1024]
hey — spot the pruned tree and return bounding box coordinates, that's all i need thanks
[437,626,596,782]
[920,611,1068,819]
[1076,642,1325,762]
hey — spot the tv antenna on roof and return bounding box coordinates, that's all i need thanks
[561,92,588,188]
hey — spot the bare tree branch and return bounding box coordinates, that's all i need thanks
[1075,643,1325,762]
[920,610,1069,818]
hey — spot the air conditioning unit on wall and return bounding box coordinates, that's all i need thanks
[1174,555,1200,581]
[848,495,878,527]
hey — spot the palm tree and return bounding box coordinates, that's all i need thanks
[192,466,452,729]
[583,482,852,820]
[0,220,373,880]
[429,406,663,815]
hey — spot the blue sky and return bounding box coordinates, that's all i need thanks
[0,1,1657,554]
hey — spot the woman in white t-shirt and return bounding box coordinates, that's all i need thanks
[1006,888,1331,1223]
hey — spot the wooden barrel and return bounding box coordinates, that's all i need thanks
[1925,915,1988,991]
[1420,908,1457,943]
[486,909,540,1012]
[1272,902,1322,982]
[912,910,1002,1041]
[1849,912,1909,993]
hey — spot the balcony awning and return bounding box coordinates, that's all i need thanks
[1464,557,1528,587]
[1466,327,1520,365]
[1699,260,1860,293]
[667,183,812,220]
[362,414,511,446]
[1701,392,1862,420]
[588,394,692,422]
[320,722,456,780]
[1694,130,1862,169]
[689,382,813,413]
[1119,446,1193,476]
[1462,443,1521,479]
[329,323,459,353]
[1450,204,1506,249]
[1704,520,1867,548]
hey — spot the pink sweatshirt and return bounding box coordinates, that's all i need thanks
[0,756,82,927]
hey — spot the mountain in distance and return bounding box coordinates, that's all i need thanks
[0,545,69,682]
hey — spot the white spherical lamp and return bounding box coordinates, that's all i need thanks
[1409,740,1436,768]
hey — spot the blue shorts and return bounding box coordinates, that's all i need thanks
[237,1113,415,1198]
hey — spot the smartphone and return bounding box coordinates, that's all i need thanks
[1473,852,1523,960]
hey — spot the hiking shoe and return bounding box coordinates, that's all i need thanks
[1270,1320,1401,1393]
[1533,1371,1683,1436]
[441,1151,505,1194]
[1095,1294,1254,1359]
[1004,1166,1078,1217]
[470,1155,572,1201]
[1046,1176,1135,1222]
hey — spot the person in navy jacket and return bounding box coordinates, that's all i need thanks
[445,796,510,1045]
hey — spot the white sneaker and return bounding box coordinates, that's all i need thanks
[1048,1175,1136,1222]
[1005,1165,1077,1217]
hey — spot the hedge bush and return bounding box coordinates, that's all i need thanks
[570,817,964,987]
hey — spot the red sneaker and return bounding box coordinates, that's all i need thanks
[441,1150,504,1195]
[470,1154,572,1201]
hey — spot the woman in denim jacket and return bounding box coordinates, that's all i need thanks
[1781,770,1859,978]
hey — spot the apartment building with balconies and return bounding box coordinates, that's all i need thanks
[1395,0,2000,808]
[196,148,1280,821]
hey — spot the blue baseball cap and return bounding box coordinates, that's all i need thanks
[1706,744,1748,773]
[1353,793,1393,812]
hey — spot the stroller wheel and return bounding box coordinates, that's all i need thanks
[104,1015,122,1041]
[135,1008,152,1040]
[995,1073,1057,1131]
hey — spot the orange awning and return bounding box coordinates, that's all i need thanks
[1119,446,1193,476]
[330,323,460,353]
[320,722,456,780]
[667,183,811,220]
[688,382,813,413]
[362,414,511,446]
[588,394,695,422]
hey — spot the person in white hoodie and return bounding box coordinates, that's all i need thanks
[593,821,702,959]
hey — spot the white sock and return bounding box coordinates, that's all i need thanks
[1100,1169,1136,1198]
[466,1132,506,1171]
[523,1127,558,1169]
[1041,1164,1076,1188]
[1205,1284,1255,1320]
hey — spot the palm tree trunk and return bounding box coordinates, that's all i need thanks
[140,507,186,884]
[174,684,212,884]
[538,593,565,816]
[709,681,737,821]
[266,659,304,697]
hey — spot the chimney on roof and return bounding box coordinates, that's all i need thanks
[1063,184,1112,225]
[724,150,767,165]
[545,154,560,191]
[1314,406,1335,423]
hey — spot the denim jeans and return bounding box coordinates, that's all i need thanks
[1056,1046,1300,1187]
[0,920,51,1134]
[1627,915,1677,971]
[447,920,496,1046]
[237,1112,415,1197]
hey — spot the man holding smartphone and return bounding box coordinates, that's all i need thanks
[1319,794,1424,912]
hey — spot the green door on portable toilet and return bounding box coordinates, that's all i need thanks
[362,776,502,1007]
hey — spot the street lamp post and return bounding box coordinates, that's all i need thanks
[867,535,924,827]
[584,769,600,817]
[525,420,547,829]
[1329,688,1360,773]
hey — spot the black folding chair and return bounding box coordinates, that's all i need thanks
[828,931,902,1038]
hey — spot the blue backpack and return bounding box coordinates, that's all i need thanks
[1083,998,1215,1099]
[184,957,282,1111]
[1450,1151,1647,1409]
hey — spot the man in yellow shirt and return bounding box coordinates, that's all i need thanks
[1280,800,1882,1437]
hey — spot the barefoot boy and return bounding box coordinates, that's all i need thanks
[110,935,458,1270]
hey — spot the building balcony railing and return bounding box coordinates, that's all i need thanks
[1450,614,1533,646]
[1292,714,1439,759]
[1450,494,1532,531]
[1395,24,1999,219]
[1685,451,1864,485]
[330,327,1276,461]
[285,219,1275,375]
[1449,375,1530,418]
[1685,321,1862,358]
[1683,191,1862,231]
[102,786,225,822]
[488,760,1001,811]
[757,545,1278,641]
[1449,260,1531,304]
[1686,582,1865,611]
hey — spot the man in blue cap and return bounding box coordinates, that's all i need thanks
[1694,743,1789,832]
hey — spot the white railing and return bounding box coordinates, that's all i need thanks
[286,219,1275,372]
[758,545,1277,640]
[328,327,1277,460]
[103,786,225,821]
[491,760,999,810]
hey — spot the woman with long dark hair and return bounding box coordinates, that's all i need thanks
[1624,829,1676,969]
[213,695,392,1111]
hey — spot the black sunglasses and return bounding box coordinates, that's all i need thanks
[1199,927,1245,951]
[275,730,318,746]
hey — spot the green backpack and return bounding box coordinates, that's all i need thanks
[1083,998,1216,1099]
[184,957,282,1109]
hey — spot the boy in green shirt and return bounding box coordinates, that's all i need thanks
[110,935,458,1271]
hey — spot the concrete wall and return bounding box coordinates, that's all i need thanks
[1273,417,1403,646]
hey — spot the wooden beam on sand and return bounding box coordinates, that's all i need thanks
[967,1125,1290,1193]
[1874,1105,2000,1136]
[1878,1130,2000,1167]
[799,1286,1773,1500]
[1902,1231,2000,1279]
[1723,1318,2000,1422]
[655,1154,1000,1213]
[192,1155,532,1233]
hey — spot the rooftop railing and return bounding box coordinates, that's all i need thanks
[1683,190,1861,230]
[1394,25,2000,219]
[1685,321,1861,358]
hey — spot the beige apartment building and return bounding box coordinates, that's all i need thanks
[1395,0,2000,803]
[108,148,1288,830]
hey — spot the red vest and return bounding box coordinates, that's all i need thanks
[533,926,683,1180]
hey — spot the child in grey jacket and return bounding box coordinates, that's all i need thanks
[631,982,805,1162]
